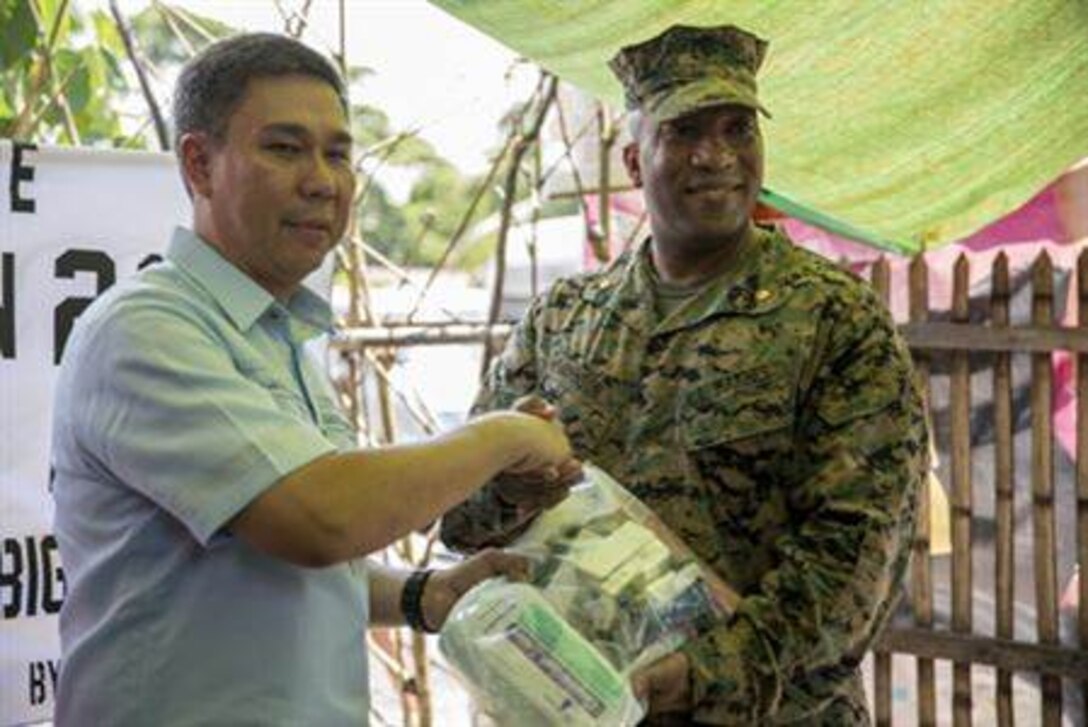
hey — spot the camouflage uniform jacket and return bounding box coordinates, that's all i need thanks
[441,228,928,724]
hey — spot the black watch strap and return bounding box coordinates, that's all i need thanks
[400,569,437,633]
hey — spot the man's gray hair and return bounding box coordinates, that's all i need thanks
[171,32,348,149]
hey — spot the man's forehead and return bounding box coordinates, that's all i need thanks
[259,121,353,145]
[227,75,350,136]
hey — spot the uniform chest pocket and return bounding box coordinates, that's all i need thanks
[679,369,795,494]
[541,358,627,453]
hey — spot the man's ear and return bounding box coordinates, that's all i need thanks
[622,142,642,188]
[178,132,214,198]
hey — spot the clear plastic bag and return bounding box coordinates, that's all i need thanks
[439,463,739,726]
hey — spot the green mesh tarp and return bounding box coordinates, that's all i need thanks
[431,0,1088,253]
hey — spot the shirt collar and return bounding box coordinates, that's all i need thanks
[167,226,334,339]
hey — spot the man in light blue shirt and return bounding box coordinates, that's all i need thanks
[51,33,575,726]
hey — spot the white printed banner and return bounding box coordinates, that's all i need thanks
[0,140,188,724]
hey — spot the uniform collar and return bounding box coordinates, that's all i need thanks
[585,226,790,337]
[166,226,333,339]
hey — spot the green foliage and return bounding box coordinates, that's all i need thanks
[357,182,410,260]
[36,0,72,45]
[0,0,233,145]
[1,1,132,144]
[129,3,232,66]
[455,229,499,272]
[1,1,37,71]
[348,76,506,269]
[0,0,543,272]
[359,151,508,269]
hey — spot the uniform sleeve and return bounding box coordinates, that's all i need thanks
[682,291,928,723]
[439,299,545,552]
[74,297,338,546]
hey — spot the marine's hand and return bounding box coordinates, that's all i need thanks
[494,458,582,511]
[511,394,558,421]
[421,549,530,630]
[630,651,693,717]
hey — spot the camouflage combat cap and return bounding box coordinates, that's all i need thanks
[608,24,770,123]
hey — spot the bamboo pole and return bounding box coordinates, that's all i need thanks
[950,254,972,726]
[527,139,543,299]
[161,3,220,43]
[552,92,610,263]
[1078,250,1088,721]
[876,628,1088,676]
[45,1,81,145]
[327,14,419,720]
[899,321,1088,353]
[109,0,169,150]
[991,253,1015,727]
[1030,252,1062,726]
[909,254,937,727]
[481,74,559,377]
[331,18,372,444]
[334,323,512,350]
[596,102,618,258]
[13,0,82,142]
[405,131,518,321]
[371,349,432,725]
[870,258,893,727]
[363,351,439,436]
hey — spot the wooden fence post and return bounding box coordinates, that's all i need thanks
[871,258,893,727]
[910,253,937,726]
[1078,250,1088,721]
[951,254,973,726]
[1031,252,1062,726]
[991,253,1016,727]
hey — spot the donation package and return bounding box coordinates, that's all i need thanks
[440,463,739,726]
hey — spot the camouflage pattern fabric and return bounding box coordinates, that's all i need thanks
[607,23,771,122]
[441,227,928,724]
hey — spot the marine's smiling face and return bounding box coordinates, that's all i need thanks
[625,103,763,256]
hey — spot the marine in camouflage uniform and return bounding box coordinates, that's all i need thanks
[442,24,927,725]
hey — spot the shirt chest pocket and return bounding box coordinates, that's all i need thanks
[240,366,316,425]
[268,382,316,424]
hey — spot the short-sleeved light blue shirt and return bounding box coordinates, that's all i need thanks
[52,227,369,726]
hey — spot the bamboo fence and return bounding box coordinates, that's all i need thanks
[867,251,1088,726]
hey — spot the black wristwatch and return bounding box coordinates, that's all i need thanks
[400,569,437,633]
